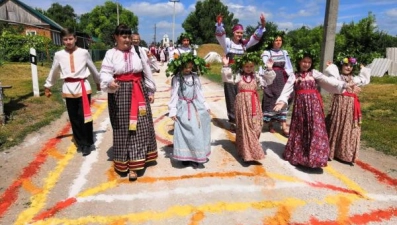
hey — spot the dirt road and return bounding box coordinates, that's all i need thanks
[1,65,396,225]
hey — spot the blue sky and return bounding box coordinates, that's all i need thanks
[24,0,397,44]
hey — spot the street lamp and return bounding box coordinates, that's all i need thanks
[169,0,180,45]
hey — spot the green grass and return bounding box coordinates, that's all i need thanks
[0,61,99,151]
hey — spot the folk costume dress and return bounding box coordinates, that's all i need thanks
[174,46,197,57]
[261,49,293,122]
[44,47,100,149]
[100,47,157,173]
[221,67,275,161]
[215,24,265,123]
[168,73,211,163]
[325,64,371,163]
[277,69,346,168]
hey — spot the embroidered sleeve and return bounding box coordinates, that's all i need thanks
[44,52,61,88]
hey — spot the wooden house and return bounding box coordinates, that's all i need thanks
[0,0,63,45]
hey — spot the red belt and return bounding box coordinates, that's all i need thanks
[239,89,258,116]
[342,92,362,125]
[114,73,146,131]
[64,78,92,123]
[296,89,324,116]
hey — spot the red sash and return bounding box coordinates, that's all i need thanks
[64,78,92,123]
[296,89,324,116]
[342,92,362,126]
[239,89,258,116]
[114,73,146,131]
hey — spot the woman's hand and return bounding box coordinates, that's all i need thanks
[148,95,154,103]
[108,80,120,90]
[326,61,333,67]
[171,116,177,121]
[216,14,223,25]
[266,59,274,70]
[222,56,229,67]
[260,13,266,28]
[273,102,285,112]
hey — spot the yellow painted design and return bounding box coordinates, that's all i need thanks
[324,166,368,197]
[47,147,64,160]
[30,198,306,225]
[77,180,119,198]
[14,101,107,224]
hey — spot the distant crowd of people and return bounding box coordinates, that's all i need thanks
[43,12,371,181]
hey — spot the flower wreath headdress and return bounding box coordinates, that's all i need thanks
[340,57,358,66]
[230,51,263,73]
[166,53,208,77]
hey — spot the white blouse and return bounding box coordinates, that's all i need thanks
[277,69,347,106]
[44,48,100,98]
[99,47,156,93]
[325,64,371,86]
[220,66,275,88]
[168,73,209,117]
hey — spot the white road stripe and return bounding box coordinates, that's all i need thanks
[77,183,306,202]
[68,118,110,197]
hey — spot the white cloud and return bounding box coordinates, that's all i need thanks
[385,8,397,17]
[127,2,184,18]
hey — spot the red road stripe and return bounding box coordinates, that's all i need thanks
[356,160,397,187]
[32,197,77,221]
[0,124,71,217]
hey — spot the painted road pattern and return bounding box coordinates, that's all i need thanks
[0,66,396,225]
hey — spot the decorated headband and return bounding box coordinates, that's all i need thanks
[341,57,357,65]
[232,24,244,32]
[165,53,208,77]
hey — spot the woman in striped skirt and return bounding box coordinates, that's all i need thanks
[100,24,157,181]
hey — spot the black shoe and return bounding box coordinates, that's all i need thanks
[181,161,190,166]
[82,145,91,156]
[76,145,83,153]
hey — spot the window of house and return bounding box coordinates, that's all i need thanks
[26,30,37,36]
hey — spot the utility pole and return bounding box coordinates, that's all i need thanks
[154,24,157,44]
[169,0,180,45]
[320,0,339,72]
[116,0,120,25]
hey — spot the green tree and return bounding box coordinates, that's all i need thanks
[43,3,78,30]
[336,12,396,64]
[78,1,138,47]
[182,0,237,44]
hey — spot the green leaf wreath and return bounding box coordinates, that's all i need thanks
[230,51,264,73]
[165,53,208,77]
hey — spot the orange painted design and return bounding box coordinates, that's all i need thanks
[356,160,397,188]
[109,218,128,225]
[21,179,42,195]
[47,147,64,160]
[335,196,352,224]
[289,207,397,225]
[264,205,294,225]
[69,53,75,73]
[189,211,205,225]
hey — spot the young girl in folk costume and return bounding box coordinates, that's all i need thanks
[261,33,293,137]
[325,57,371,164]
[44,28,101,156]
[222,52,275,162]
[174,33,197,58]
[274,51,353,168]
[215,13,266,130]
[100,24,157,181]
[168,53,211,169]
[159,47,166,66]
